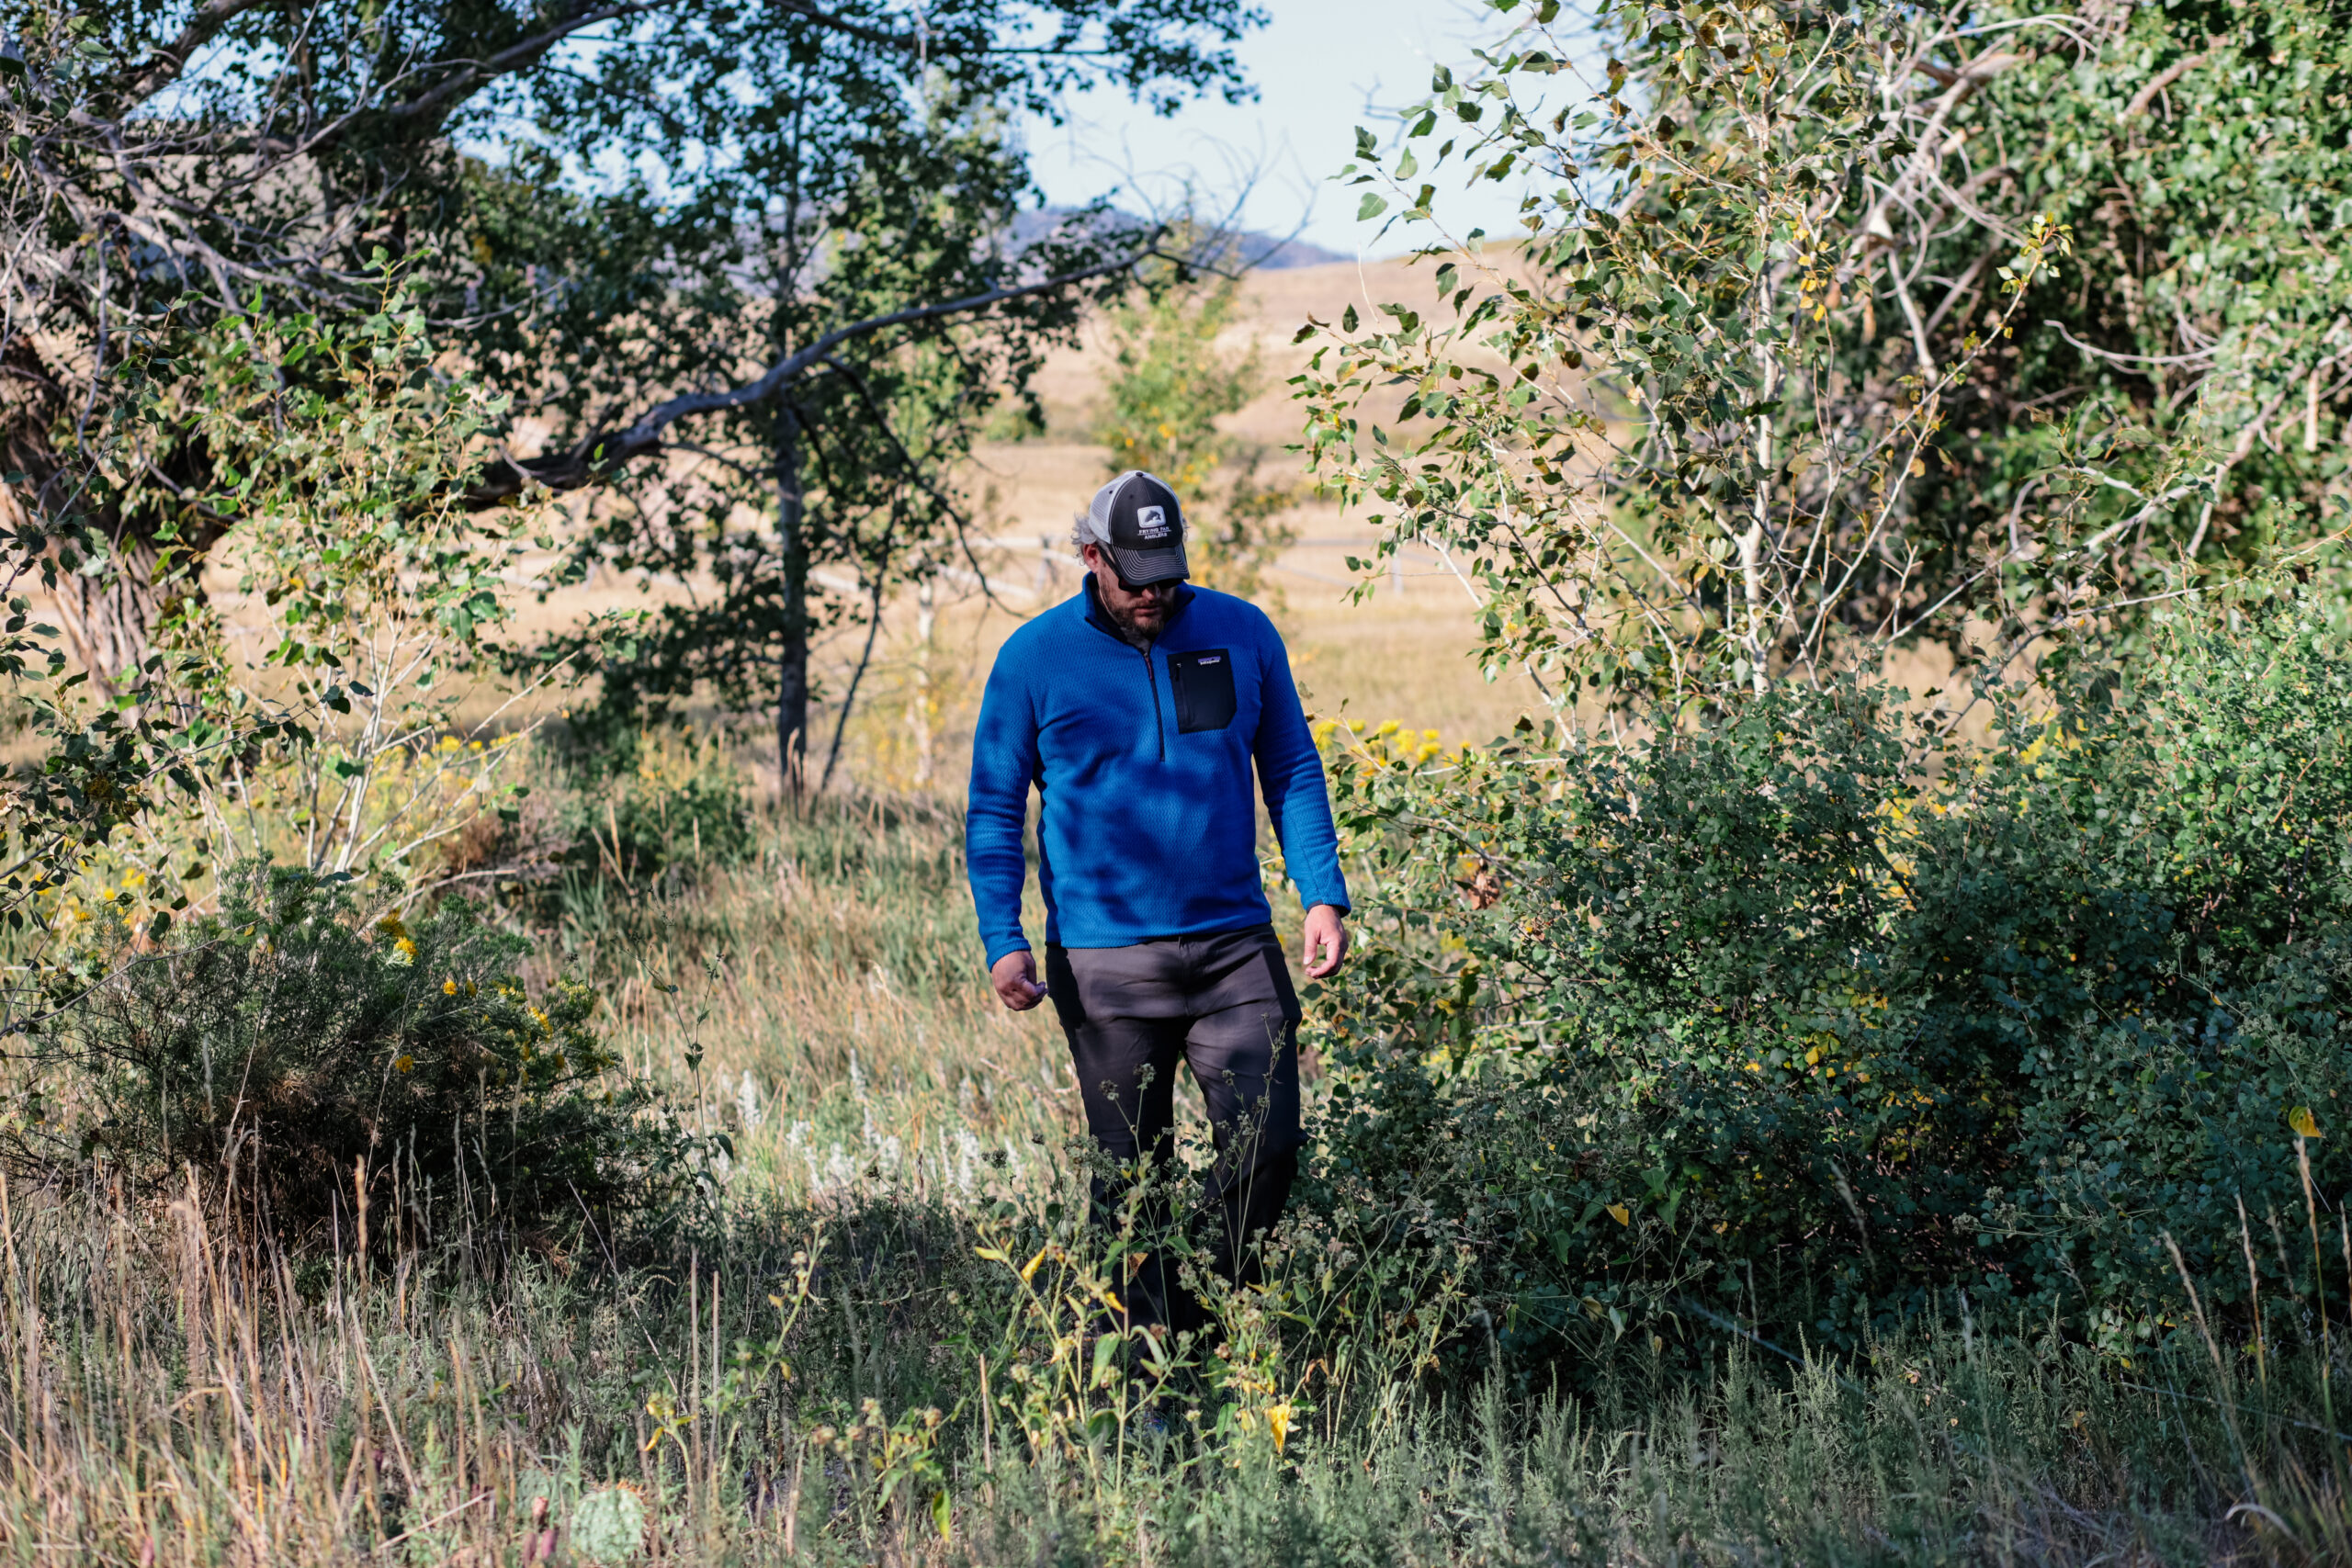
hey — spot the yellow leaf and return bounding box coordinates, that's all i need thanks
[1266,1403,1293,1452]
[1607,1203,1631,1226]
[2290,1105,2324,1139]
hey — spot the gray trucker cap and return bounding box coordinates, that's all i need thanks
[1085,470,1189,586]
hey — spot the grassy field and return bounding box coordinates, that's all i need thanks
[0,792,2340,1566]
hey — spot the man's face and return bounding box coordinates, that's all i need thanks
[1082,544,1181,638]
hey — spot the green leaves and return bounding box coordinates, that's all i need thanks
[1308,594,2352,1346]
[1092,276,1296,600]
[1298,0,2351,722]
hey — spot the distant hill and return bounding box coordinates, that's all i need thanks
[1237,232,1351,269]
[1010,208,1345,271]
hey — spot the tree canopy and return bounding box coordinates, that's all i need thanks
[2,0,1261,766]
[1304,0,2352,715]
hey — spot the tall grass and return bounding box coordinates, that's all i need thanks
[519,793,1082,1202]
[0,796,2339,1565]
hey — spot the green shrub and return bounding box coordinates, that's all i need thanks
[560,731,754,886]
[1305,595,2352,1359]
[14,863,714,1247]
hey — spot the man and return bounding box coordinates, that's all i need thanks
[966,469,1350,1332]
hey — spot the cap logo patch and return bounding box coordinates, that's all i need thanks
[1134,503,1170,540]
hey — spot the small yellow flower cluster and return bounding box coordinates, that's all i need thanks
[44,857,175,937]
[1311,716,1452,772]
[375,910,417,966]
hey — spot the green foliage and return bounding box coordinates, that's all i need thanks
[135,285,564,884]
[555,732,757,888]
[0,0,1265,790]
[1093,276,1297,601]
[1306,592,2352,1352]
[1301,0,2352,709]
[0,752,2329,1562]
[12,862,709,1243]
[0,276,581,978]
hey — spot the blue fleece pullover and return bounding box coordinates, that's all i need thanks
[966,581,1349,966]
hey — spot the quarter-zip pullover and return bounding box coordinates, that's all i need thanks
[965,580,1350,968]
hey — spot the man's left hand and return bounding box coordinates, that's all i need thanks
[1303,904,1349,979]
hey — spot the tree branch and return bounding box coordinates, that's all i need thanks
[370,0,688,130]
[2121,45,2211,122]
[356,0,991,138]
[1846,51,2029,276]
[775,0,934,55]
[119,0,280,107]
[466,238,1162,502]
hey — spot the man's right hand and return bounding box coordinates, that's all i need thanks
[990,950,1047,1010]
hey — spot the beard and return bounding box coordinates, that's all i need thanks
[1105,601,1163,647]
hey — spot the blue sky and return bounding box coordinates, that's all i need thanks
[1022,0,1534,257]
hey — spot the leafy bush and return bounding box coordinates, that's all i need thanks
[560,731,755,886]
[14,863,712,1246]
[1304,594,2352,1359]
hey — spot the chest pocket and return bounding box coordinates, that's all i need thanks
[1169,649,1238,734]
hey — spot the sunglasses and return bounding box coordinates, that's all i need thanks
[1114,573,1180,597]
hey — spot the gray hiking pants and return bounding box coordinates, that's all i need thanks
[1045,925,1301,1333]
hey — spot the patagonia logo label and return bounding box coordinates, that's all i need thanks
[1198,655,1221,664]
[1135,504,1170,539]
